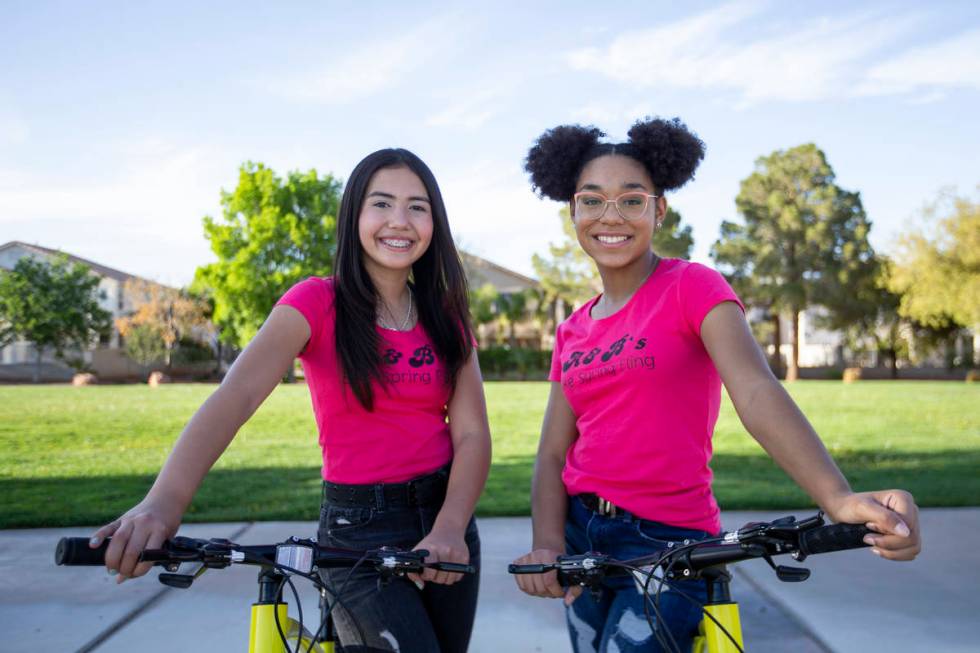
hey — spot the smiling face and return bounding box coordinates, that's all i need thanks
[571,154,665,271]
[357,165,434,278]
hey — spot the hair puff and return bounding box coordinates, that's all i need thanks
[525,124,605,201]
[626,117,705,191]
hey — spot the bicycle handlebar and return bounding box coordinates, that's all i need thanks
[508,514,872,581]
[55,536,476,575]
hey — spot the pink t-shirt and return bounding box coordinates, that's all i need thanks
[277,277,453,484]
[549,259,743,534]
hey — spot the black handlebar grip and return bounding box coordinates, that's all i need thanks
[56,537,108,566]
[432,562,476,574]
[799,523,872,556]
[508,563,551,574]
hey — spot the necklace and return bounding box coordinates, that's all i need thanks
[377,288,413,331]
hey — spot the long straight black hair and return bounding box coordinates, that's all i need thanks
[333,148,474,410]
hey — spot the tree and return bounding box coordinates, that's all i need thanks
[115,279,214,370]
[194,162,343,349]
[0,256,111,382]
[821,255,906,376]
[497,289,530,348]
[532,206,694,310]
[712,144,876,380]
[123,323,168,368]
[653,207,694,259]
[888,188,980,341]
[532,207,601,309]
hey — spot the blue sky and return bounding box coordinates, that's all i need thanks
[2,0,978,286]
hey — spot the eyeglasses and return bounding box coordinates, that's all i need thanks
[573,191,660,222]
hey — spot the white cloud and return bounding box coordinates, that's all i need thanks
[0,140,235,285]
[258,14,464,104]
[439,160,564,277]
[858,28,980,96]
[564,2,960,105]
[426,84,510,130]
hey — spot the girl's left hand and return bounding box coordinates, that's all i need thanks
[410,527,470,587]
[825,489,921,561]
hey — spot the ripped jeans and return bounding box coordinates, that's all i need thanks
[564,496,711,653]
[317,469,480,653]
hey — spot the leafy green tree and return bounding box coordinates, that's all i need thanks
[888,188,980,340]
[712,220,785,372]
[469,283,499,328]
[497,289,530,348]
[653,207,694,259]
[0,256,111,382]
[532,207,600,309]
[468,282,500,347]
[822,256,906,376]
[194,162,342,349]
[712,144,876,380]
[532,206,694,309]
[123,323,168,368]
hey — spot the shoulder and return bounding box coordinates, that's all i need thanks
[281,276,335,309]
[675,260,728,289]
[555,295,599,335]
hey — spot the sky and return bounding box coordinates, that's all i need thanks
[2,0,978,286]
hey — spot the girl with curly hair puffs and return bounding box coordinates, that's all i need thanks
[512,118,920,652]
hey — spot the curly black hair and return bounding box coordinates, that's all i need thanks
[524,117,705,202]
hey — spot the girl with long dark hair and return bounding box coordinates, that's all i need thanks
[511,118,920,652]
[91,148,491,653]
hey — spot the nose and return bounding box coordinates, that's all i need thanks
[386,206,411,228]
[597,200,626,224]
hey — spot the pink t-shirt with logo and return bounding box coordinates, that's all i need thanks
[549,259,743,534]
[277,277,453,484]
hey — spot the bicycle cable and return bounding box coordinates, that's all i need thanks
[236,549,358,653]
[615,536,745,653]
[310,550,371,652]
[636,560,746,653]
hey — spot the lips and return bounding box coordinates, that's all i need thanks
[379,237,414,251]
[593,234,632,247]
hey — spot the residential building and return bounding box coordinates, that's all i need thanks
[0,241,163,380]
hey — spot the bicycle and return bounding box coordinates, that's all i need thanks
[509,512,871,653]
[56,534,475,653]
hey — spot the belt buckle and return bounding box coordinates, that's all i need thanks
[598,497,617,517]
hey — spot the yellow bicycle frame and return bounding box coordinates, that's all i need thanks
[692,602,744,653]
[248,602,333,653]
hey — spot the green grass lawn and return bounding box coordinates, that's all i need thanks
[1,381,977,528]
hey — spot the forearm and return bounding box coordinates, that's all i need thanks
[145,383,257,512]
[530,451,569,551]
[733,377,852,512]
[433,432,491,533]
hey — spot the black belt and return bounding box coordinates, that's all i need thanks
[322,465,449,509]
[577,493,629,518]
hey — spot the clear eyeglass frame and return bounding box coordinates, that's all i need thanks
[572,191,660,221]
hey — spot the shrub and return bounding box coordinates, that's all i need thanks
[842,367,862,383]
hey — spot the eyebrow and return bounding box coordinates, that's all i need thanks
[577,182,650,192]
[367,190,431,203]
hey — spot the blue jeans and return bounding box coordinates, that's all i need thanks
[316,478,480,653]
[564,496,711,653]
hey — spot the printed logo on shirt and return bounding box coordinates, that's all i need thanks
[561,333,655,388]
[381,344,444,385]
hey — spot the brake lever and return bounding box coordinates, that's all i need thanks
[159,563,209,589]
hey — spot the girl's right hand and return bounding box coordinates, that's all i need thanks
[89,496,182,583]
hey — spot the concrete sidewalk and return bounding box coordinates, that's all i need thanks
[1,509,973,652]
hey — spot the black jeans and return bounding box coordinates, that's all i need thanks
[317,469,481,653]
